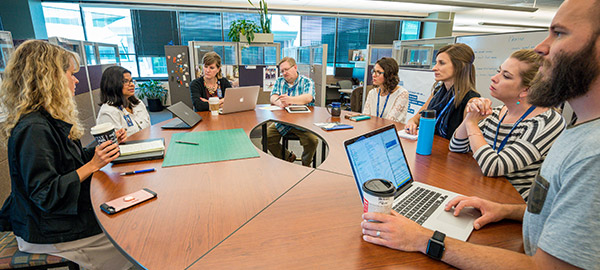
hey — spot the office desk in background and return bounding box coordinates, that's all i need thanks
[91,107,524,269]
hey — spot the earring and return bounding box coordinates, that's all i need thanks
[517,99,521,105]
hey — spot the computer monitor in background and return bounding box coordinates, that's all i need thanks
[334,67,353,78]
[352,68,365,82]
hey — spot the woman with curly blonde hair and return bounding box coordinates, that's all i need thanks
[0,40,131,269]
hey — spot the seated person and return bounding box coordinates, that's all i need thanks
[361,2,600,268]
[0,40,131,269]
[189,51,232,111]
[267,57,318,167]
[405,43,480,139]
[450,50,565,201]
[362,57,409,123]
[96,66,150,136]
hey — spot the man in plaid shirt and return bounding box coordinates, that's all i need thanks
[267,57,318,166]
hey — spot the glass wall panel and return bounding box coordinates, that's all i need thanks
[42,3,85,40]
[301,16,336,65]
[180,12,223,44]
[336,18,369,66]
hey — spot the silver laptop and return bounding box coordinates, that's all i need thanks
[162,101,202,129]
[344,124,480,241]
[219,86,260,114]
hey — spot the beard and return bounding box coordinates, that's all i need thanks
[528,36,600,107]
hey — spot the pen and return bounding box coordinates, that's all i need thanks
[175,140,199,145]
[120,168,156,176]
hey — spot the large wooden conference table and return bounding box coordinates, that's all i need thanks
[90,106,525,269]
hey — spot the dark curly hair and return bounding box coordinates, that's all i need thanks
[99,65,140,109]
[375,57,400,95]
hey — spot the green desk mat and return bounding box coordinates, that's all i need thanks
[162,128,259,167]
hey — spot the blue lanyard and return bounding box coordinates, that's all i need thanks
[493,105,537,153]
[435,96,455,125]
[376,88,391,118]
[119,106,134,127]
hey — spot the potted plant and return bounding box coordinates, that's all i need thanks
[248,0,271,34]
[228,19,261,43]
[136,80,168,112]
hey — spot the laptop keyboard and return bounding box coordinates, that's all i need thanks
[393,187,447,225]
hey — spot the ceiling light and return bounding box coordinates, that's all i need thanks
[379,0,538,12]
[478,22,548,29]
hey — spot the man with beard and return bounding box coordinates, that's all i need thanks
[359,0,600,269]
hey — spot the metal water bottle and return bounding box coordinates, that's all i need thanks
[416,110,436,155]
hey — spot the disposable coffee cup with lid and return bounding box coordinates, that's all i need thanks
[208,97,219,115]
[90,122,118,146]
[362,179,396,215]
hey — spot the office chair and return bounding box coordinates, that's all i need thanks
[281,133,327,168]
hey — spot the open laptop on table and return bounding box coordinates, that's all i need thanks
[344,124,480,241]
[219,85,260,114]
[162,101,202,129]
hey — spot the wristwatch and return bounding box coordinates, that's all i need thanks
[426,230,446,260]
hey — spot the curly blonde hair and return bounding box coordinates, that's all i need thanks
[0,40,83,144]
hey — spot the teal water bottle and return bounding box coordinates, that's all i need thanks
[416,110,436,155]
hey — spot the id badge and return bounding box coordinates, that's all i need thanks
[123,114,134,127]
[527,171,550,214]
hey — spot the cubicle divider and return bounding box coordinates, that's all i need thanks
[49,37,120,145]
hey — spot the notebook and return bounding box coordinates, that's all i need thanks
[162,102,202,129]
[314,122,353,131]
[112,138,165,164]
[219,86,260,114]
[344,124,479,241]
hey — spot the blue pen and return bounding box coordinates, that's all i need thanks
[120,168,156,176]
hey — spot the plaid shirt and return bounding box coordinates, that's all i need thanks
[271,73,315,135]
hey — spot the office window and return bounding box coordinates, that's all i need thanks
[370,20,400,44]
[301,16,336,65]
[400,21,421,40]
[336,18,369,66]
[271,15,300,48]
[179,12,223,44]
[81,7,138,76]
[42,2,85,40]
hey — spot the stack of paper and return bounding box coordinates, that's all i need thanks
[119,140,165,156]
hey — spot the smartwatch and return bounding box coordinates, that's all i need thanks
[426,230,445,260]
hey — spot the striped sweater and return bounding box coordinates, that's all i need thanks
[449,106,565,200]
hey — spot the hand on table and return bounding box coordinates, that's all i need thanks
[361,210,431,253]
[405,117,419,135]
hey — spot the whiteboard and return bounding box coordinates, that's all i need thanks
[456,31,548,107]
[398,68,434,120]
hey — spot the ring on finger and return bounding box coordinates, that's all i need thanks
[376,231,381,237]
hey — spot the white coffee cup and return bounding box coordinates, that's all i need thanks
[209,97,219,115]
[362,179,396,214]
[90,122,118,146]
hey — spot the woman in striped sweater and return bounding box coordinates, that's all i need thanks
[449,49,565,201]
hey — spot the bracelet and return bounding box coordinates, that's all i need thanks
[468,132,483,137]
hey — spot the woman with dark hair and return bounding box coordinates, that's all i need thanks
[362,57,409,123]
[96,66,150,136]
[189,51,232,111]
[405,43,481,139]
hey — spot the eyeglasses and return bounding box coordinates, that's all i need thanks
[371,70,384,76]
[122,79,136,85]
[280,65,296,74]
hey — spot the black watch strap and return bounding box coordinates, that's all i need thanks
[426,230,446,260]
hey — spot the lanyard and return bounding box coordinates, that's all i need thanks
[376,88,391,118]
[493,105,537,153]
[435,96,455,125]
[119,106,134,127]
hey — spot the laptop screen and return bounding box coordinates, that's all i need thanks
[344,125,413,201]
